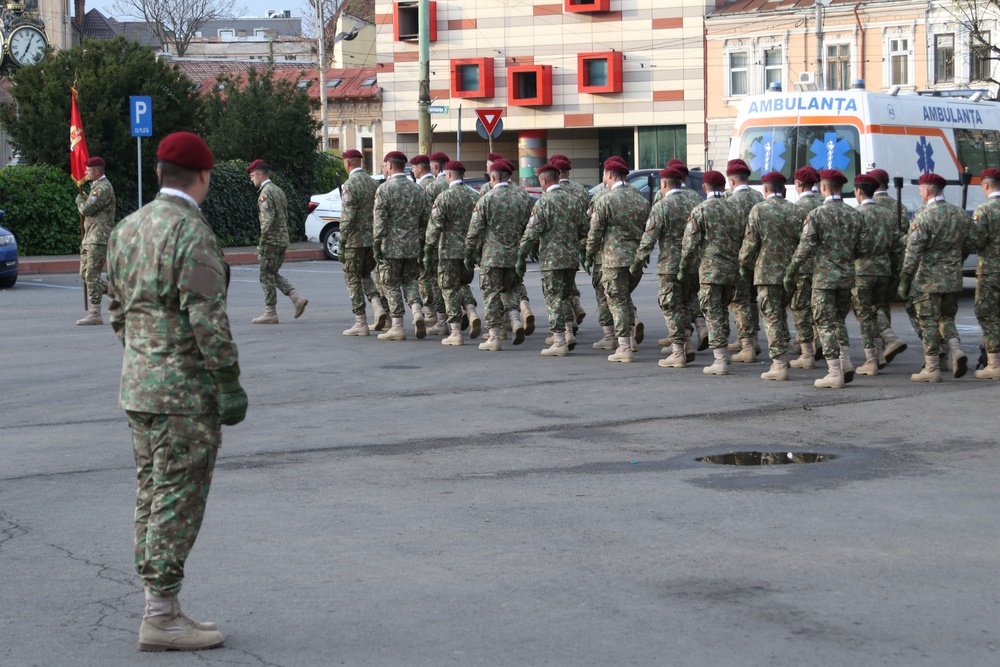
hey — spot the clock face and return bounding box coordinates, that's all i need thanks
[9,27,46,67]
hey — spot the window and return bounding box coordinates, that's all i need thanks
[935,34,955,83]
[508,65,552,106]
[738,124,862,195]
[889,38,910,86]
[826,44,851,90]
[637,126,687,170]
[327,78,344,89]
[328,137,340,151]
[763,48,783,91]
[564,0,610,13]
[578,52,623,94]
[955,129,1000,174]
[729,52,748,96]
[218,29,234,39]
[450,58,494,99]
[971,32,992,81]
[362,137,374,174]
[361,76,377,87]
[394,1,437,42]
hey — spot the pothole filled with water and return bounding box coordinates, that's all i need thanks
[696,451,838,466]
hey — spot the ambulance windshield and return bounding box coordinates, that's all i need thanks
[737,125,861,195]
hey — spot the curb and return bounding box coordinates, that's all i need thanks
[17,247,328,275]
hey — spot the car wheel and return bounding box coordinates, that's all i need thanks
[322,228,340,261]
[0,272,16,288]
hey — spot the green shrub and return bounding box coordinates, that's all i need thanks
[0,165,81,255]
[315,151,347,195]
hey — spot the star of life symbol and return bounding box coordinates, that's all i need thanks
[748,134,786,174]
[916,136,935,173]
[809,132,852,171]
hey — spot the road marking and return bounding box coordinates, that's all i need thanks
[18,282,81,290]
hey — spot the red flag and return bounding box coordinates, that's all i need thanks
[70,87,89,185]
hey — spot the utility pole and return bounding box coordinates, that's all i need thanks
[418,0,431,155]
[317,0,329,150]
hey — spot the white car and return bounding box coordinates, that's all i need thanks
[305,174,385,261]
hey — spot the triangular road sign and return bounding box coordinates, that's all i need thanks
[475,108,504,136]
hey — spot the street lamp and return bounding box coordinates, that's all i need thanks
[316,4,363,150]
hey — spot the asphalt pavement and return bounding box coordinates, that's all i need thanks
[2,259,999,666]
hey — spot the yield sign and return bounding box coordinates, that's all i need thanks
[475,108,504,136]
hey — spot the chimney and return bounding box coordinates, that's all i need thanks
[75,0,86,28]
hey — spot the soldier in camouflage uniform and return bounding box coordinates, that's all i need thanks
[585,157,650,363]
[738,171,805,381]
[415,153,448,331]
[788,167,823,368]
[899,172,977,382]
[551,155,589,327]
[247,160,308,324]
[466,158,532,350]
[75,156,116,325]
[587,181,616,349]
[679,170,743,375]
[518,163,587,356]
[632,167,699,368]
[425,160,482,346]
[339,149,387,336]
[477,152,505,198]
[973,168,1000,379]
[725,159,765,362]
[106,132,244,652]
[851,174,896,375]
[869,168,910,363]
[785,169,867,388]
[373,151,431,341]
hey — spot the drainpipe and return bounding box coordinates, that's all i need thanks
[703,21,709,168]
[816,1,824,89]
[854,4,865,81]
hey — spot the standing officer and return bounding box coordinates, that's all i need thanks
[851,174,896,375]
[247,160,308,324]
[784,169,867,388]
[788,166,823,368]
[466,158,533,351]
[339,149,386,336]
[738,171,805,381]
[373,151,431,341]
[424,160,482,345]
[868,168,910,362]
[107,131,244,652]
[679,170,742,375]
[75,156,117,325]
[517,162,587,356]
[898,172,977,382]
[725,159,765,363]
[973,168,1000,379]
[585,157,650,363]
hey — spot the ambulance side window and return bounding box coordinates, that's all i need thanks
[955,129,1000,174]
[739,124,861,195]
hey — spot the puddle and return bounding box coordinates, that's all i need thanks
[696,451,838,466]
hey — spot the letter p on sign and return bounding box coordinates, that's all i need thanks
[130,96,153,137]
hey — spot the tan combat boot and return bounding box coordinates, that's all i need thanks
[343,314,370,336]
[422,307,437,328]
[630,336,639,352]
[761,353,790,381]
[753,332,762,355]
[251,306,278,324]
[975,352,1000,379]
[694,316,709,351]
[138,595,224,652]
[856,347,879,376]
[426,312,449,336]
[633,316,644,344]
[377,317,406,341]
[789,341,816,369]
[658,314,671,347]
[572,296,586,325]
[947,338,967,378]
[509,311,525,345]
[882,327,907,363]
[684,340,696,362]
[789,332,800,347]
[170,597,218,632]
[541,331,569,357]
[519,300,535,336]
[608,336,634,363]
[731,337,757,363]
[874,337,888,369]
[815,358,845,388]
[465,304,481,339]
[545,332,556,345]
[442,322,464,346]
[289,290,308,318]
[410,303,426,339]
[370,297,389,331]
[703,347,730,375]
[727,339,742,353]
[478,327,502,351]
[911,355,942,383]
[840,346,855,384]
[658,343,687,368]
[592,325,616,350]
[565,329,577,351]
[76,304,103,326]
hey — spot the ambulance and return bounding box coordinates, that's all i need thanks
[728,88,1000,213]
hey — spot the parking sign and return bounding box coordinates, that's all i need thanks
[130,96,152,137]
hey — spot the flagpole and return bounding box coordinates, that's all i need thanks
[70,85,90,310]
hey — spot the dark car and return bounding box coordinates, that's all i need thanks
[0,212,17,288]
[589,168,706,202]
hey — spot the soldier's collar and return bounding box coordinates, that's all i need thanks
[825,195,843,202]
[349,167,364,175]
[546,183,560,192]
[860,199,876,205]
[766,193,783,199]
[931,196,946,203]
[611,180,626,189]
[391,172,408,178]
[707,191,725,198]
[419,173,433,181]
[664,188,681,196]
[733,184,749,192]
[989,192,1000,199]
[259,178,272,189]
[158,188,200,209]
[448,179,464,187]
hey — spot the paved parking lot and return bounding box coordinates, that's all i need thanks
[2,260,998,666]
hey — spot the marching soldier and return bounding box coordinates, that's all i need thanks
[427,152,450,200]
[851,174,896,375]
[788,166,822,368]
[75,156,117,325]
[972,168,1000,379]
[477,152,505,198]
[587,177,617,350]
[339,148,387,336]
[868,168,910,362]
[413,153,447,333]
[551,154,589,326]
[725,159,765,363]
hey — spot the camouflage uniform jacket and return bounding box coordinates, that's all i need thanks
[520,185,587,271]
[794,191,823,273]
[727,185,765,229]
[340,168,378,248]
[77,176,117,245]
[559,179,592,213]
[855,200,895,276]
[586,182,650,268]
[106,191,238,414]
[653,185,702,209]
[420,174,446,203]
[792,198,866,290]
[374,173,431,259]
[901,198,976,293]
[680,194,743,285]
[636,189,696,276]
[973,194,1000,277]
[426,181,479,260]
[257,180,290,248]
[873,191,911,234]
[738,195,806,285]
[466,182,532,267]
[478,180,493,197]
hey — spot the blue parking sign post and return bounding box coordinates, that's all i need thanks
[130,96,152,206]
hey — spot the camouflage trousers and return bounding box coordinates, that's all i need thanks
[811,287,852,358]
[340,246,380,316]
[419,255,445,313]
[757,284,791,358]
[128,411,219,598]
[602,266,639,338]
[658,273,695,345]
[789,273,815,343]
[912,292,962,356]
[79,243,108,305]
[905,292,959,343]
[729,275,759,339]
[853,275,891,349]
[976,279,1000,353]
[513,272,530,306]
[591,263,613,326]
[699,283,736,350]
[258,244,295,307]
[378,257,423,317]
[438,259,477,324]
[541,269,576,333]
[479,266,520,328]
[880,250,904,329]
[570,274,581,299]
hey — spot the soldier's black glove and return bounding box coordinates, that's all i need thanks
[898,272,914,301]
[783,263,799,296]
[740,265,753,284]
[373,240,383,264]
[629,258,644,276]
[422,244,435,273]
[464,251,476,273]
[515,252,527,277]
[583,252,595,275]
[211,363,248,426]
[578,249,587,270]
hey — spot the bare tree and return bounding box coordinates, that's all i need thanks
[111,0,244,57]
[948,0,1000,86]
[301,0,348,66]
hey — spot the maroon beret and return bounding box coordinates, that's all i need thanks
[793,167,818,185]
[703,170,726,188]
[603,157,629,174]
[486,153,505,162]
[342,149,362,159]
[491,159,514,174]
[429,151,450,163]
[659,167,684,180]
[726,159,751,176]
[410,154,430,165]
[383,151,407,163]
[854,174,879,188]
[550,154,571,169]
[980,168,1000,181]
[85,157,105,168]
[156,132,214,171]
[867,168,890,185]
[820,169,848,186]
[535,162,559,176]
[246,159,267,174]
[761,171,787,185]
[444,160,466,173]
[918,172,947,188]
[666,158,689,176]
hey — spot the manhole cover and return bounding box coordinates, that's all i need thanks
[696,451,838,466]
